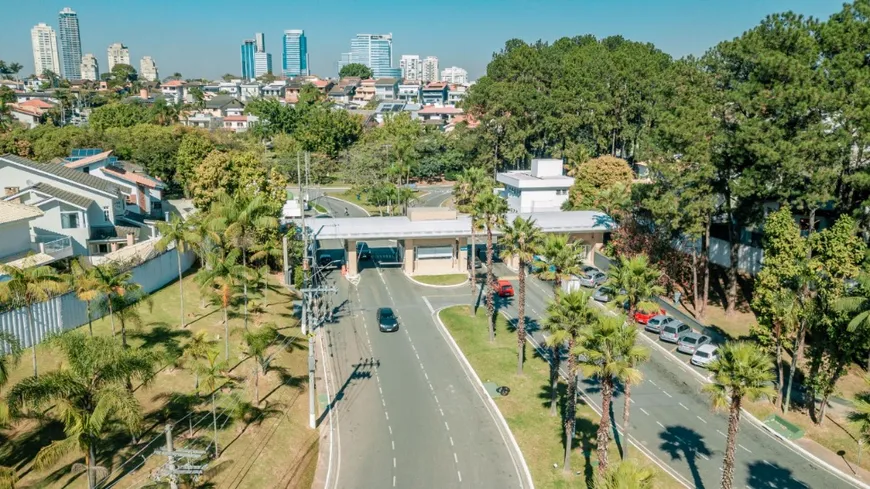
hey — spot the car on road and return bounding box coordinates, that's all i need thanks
[593,286,613,302]
[357,242,371,260]
[376,307,399,332]
[576,271,607,288]
[660,323,692,343]
[634,307,665,324]
[495,279,514,297]
[691,344,719,367]
[644,315,678,334]
[677,332,711,354]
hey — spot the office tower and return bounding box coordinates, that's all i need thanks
[423,56,439,82]
[80,53,99,81]
[254,52,272,77]
[31,23,61,76]
[400,55,421,81]
[255,33,265,53]
[57,7,82,80]
[441,66,468,85]
[348,34,396,78]
[282,30,307,77]
[140,56,158,81]
[107,42,130,71]
[337,52,354,73]
[241,38,256,79]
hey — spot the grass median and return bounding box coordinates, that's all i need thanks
[439,305,682,489]
[412,273,468,286]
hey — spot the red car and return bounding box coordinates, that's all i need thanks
[634,308,665,324]
[496,279,515,298]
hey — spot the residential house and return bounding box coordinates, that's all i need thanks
[374,78,399,101]
[182,112,224,130]
[222,114,259,132]
[14,91,58,104]
[312,79,335,94]
[0,80,25,91]
[496,159,574,213]
[284,80,304,105]
[421,82,450,105]
[398,82,421,103]
[240,82,262,102]
[447,84,466,106]
[203,95,244,117]
[218,81,241,96]
[160,79,186,105]
[8,99,55,128]
[417,105,464,125]
[351,79,376,106]
[373,102,421,124]
[328,85,355,104]
[262,81,286,99]
[0,200,73,271]
[0,154,149,256]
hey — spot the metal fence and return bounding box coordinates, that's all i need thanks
[0,247,195,351]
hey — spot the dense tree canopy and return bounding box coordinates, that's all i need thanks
[338,63,373,79]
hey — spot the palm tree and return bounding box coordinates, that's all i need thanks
[239,325,277,406]
[70,261,101,337]
[198,349,228,458]
[545,289,597,472]
[835,272,870,371]
[575,314,643,477]
[472,193,508,342]
[8,62,23,82]
[605,254,665,318]
[703,342,775,489]
[0,466,17,489]
[104,291,152,350]
[208,192,279,331]
[7,333,155,489]
[0,264,66,377]
[251,238,282,305]
[615,324,649,458]
[499,216,543,375]
[0,332,22,392]
[91,264,141,341]
[157,214,200,329]
[453,167,491,312]
[196,248,248,360]
[596,459,656,489]
[182,331,215,395]
[534,234,582,298]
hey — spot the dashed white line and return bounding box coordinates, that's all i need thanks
[649,380,658,387]
[656,421,665,429]
[445,421,450,431]
[679,402,688,410]
[379,386,383,394]
[450,436,454,446]
[393,475,396,487]
[439,408,445,416]
[388,425,392,435]
[424,372,429,380]
[699,453,710,461]
[717,430,726,437]
[385,411,389,421]
[392,440,395,450]
[393,457,396,468]
[640,408,650,416]
[696,416,707,424]
[457,471,462,482]
[382,399,386,407]
[434,395,439,404]
[662,390,673,398]
[739,444,752,454]
[454,452,459,463]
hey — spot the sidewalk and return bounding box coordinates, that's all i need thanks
[796,437,870,482]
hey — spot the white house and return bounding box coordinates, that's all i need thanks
[0,154,149,256]
[160,79,186,105]
[0,200,74,271]
[496,159,574,213]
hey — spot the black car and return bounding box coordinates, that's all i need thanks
[377,307,399,332]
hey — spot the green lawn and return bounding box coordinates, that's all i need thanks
[439,306,683,489]
[0,269,317,489]
[312,202,328,213]
[412,273,468,286]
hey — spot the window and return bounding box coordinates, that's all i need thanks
[96,243,109,254]
[4,187,19,197]
[103,206,110,221]
[114,200,123,210]
[61,211,80,229]
[556,189,568,196]
[416,245,453,260]
[82,167,90,174]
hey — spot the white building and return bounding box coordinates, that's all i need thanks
[106,42,130,71]
[139,56,158,82]
[400,55,422,81]
[496,159,574,213]
[441,66,468,85]
[422,56,439,83]
[160,79,186,104]
[254,51,272,78]
[80,53,99,81]
[31,23,61,76]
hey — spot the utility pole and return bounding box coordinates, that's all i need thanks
[283,234,290,286]
[299,151,309,335]
[303,284,336,429]
[154,423,206,488]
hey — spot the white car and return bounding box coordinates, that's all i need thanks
[691,344,719,368]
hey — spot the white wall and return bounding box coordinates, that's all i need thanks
[518,189,568,213]
[707,237,763,275]
[0,220,33,259]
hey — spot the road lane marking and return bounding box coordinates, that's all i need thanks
[679,402,688,410]
[450,436,454,446]
[457,471,462,482]
[434,395,438,403]
[454,453,459,463]
[656,421,665,429]
[385,411,389,421]
[388,425,392,435]
[393,457,396,468]
[696,416,707,424]
[662,390,673,398]
[392,440,395,450]
[739,444,752,454]
[424,372,429,380]
[649,380,658,387]
[699,453,709,461]
[717,430,726,437]
[393,475,396,487]
[640,408,650,416]
[440,408,445,416]
[423,296,435,314]
[445,421,450,431]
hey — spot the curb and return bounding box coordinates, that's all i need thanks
[404,272,470,289]
[432,307,535,489]
[311,324,339,489]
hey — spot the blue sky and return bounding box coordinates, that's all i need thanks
[1,0,847,80]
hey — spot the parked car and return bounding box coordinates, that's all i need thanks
[660,323,692,343]
[376,307,399,332]
[576,271,607,288]
[644,315,678,334]
[677,332,711,354]
[495,279,514,297]
[691,344,719,367]
[582,265,600,275]
[634,308,666,325]
[593,286,613,302]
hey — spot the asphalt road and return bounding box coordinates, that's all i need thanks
[447,261,858,489]
[414,187,453,208]
[318,256,526,489]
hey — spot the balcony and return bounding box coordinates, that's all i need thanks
[1,236,73,270]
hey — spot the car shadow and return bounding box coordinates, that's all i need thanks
[658,425,714,489]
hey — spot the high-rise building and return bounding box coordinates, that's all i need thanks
[282,30,307,77]
[57,7,82,80]
[106,42,130,71]
[80,53,99,81]
[140,56,158,82]
[241,39,256,80]
[441,66,468,85]
[348,34,396,78]
[400,55,422,81]
[422,56,439,83]
[254,52,272,78]
[31,23,61,76]
[255,33,265,53]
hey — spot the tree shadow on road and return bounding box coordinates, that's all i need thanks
[746,460,810,489]
[658,425,713,489]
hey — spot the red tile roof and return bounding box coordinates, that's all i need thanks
[102,165,163,189]
[223,115,249,122]
[425,82,449,90]
[19,99,54,109]
[162,80,185,87]
[64,150,113,169]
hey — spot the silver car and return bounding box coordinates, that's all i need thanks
[582,265,600,275]
[660,323,691,343]
[577,271,607,288]
[593,286,613,302]
[677,332,710,354]
[644,315,677,334]
[691,344,719,367]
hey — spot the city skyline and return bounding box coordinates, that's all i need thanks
[2,0,846,80]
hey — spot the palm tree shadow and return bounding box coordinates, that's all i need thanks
[131,323,192,361]
[185,307,221,327]
[746,460,810,489]
[658,425,713,489]
[0,418,66,474]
